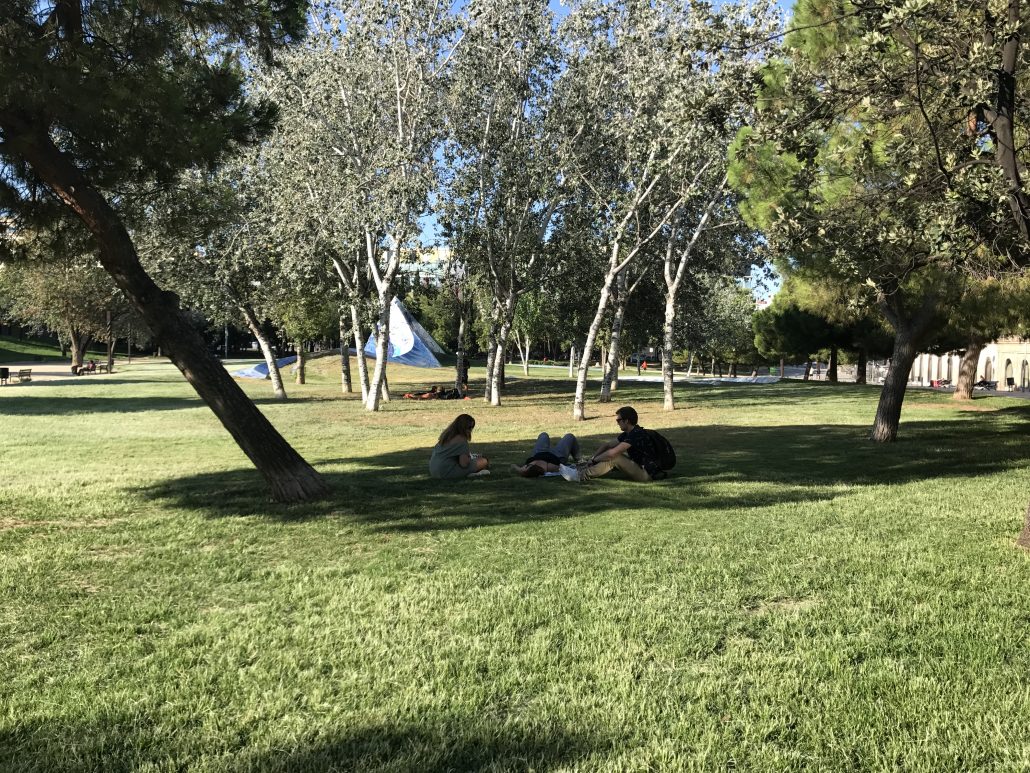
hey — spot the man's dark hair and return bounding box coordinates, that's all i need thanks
[616,406,638,425]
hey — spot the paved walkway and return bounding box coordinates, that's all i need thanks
[0,361,115,385]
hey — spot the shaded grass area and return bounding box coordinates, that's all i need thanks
[0,333,68,363]
[2,362,1030,771]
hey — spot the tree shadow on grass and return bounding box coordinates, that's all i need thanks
[0,714,599,773]
[238,722,600,773]
[139,410,1030,531]
[0,395,205,416]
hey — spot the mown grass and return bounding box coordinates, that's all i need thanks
[2,359,1030,771]
[0,334,70,363]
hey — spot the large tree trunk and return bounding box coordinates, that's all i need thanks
[484,337,496,403]
[518,332,531,376]
[1015,499,1030,550]
[662,295,677,410]
[573,271,617,420]
[338,312,352,394]
[242,304,286,401]
[351,304,370,402]
[68,327,90,370]
[295,341,306,385]
[987,0,1030,246]
[871,331,919,442]
[490,314,514,407]
[601,275,630,403]
[105,309,115,373]
[365,289,392,411]
[855,348,867,384]
[9,123,327,501]
[827,345,838,383]
[953,341,984,400]
[803,361,812,381]
[454,314,467,393]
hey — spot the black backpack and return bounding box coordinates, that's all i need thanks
[646,430,676,471]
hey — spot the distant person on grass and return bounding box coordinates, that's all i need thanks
[510,432,580,478]
[429,413,490,479]
[560,406,661,482]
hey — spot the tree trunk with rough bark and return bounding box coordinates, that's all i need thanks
[351,304,370,403]
[601,275,630,403]
[662,296,677,410]
[295,342,306,385]
[827,345,838,383]
[484,335,496,403]
[454,314,467,393]
[339,313,352,394]
[855,349,867,384]
[7,124,327,501]
[68,327,90,370]
[365,289,392,411]
[242,305,286,401]
[953,341,984,400]
[574,273,617,420]
[803,361,812,381]
[518,332,531,376]
[105,309,115,373]
[871,331,919,442]
[490,316,514,407]
[1015,499,1030,550]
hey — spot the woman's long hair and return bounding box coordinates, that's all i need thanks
[438,413,475,445]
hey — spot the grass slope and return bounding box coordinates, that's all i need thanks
[2,360,1030,771]
[0,334,69,363]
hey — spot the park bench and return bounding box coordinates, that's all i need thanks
[15,369,31,383]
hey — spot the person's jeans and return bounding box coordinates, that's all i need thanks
[532,432,579,462]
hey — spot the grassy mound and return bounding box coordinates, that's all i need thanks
[0,334,68,363]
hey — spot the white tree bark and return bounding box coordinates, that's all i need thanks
[242,303,287,401]
[351,303,370,402]
[365,286,392,411]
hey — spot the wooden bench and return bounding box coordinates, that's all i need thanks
[15,368,32,383]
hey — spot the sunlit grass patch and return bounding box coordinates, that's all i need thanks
[2,361,1030,770]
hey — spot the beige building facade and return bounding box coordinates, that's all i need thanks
[910,337,1030,390]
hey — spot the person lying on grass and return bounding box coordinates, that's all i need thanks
[429,413,491,479]
[510,432,580,478]
[404,385,441,399]
[560,406,661,482]
[403,385,469,400]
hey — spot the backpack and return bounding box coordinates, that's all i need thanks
[646,429,676,471]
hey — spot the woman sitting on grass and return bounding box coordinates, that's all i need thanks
[429,413,490,479]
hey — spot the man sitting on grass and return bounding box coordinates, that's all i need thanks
[559,406,660,482]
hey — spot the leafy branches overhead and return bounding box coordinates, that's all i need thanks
[442,0,560,406]
[256,0,457,411]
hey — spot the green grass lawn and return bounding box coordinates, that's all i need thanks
[2,360,1030,771]
[0,333,70,363]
